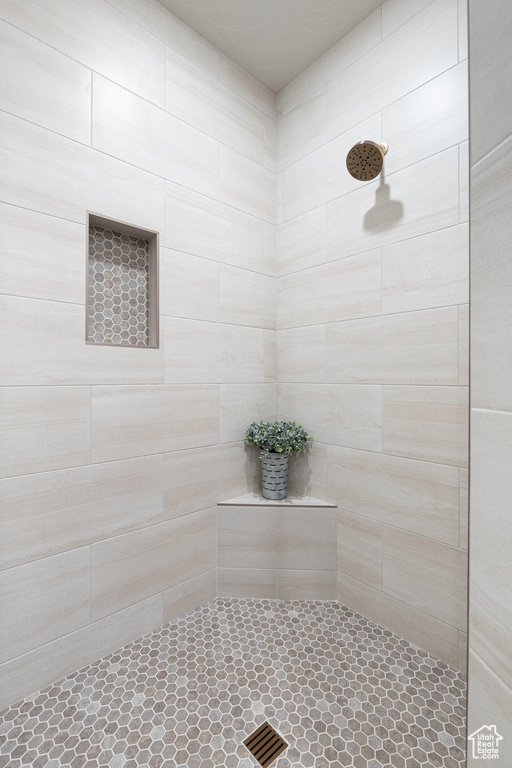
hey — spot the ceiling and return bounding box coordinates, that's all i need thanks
[156,0,385,92]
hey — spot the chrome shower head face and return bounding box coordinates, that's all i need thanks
[346,140,389,181]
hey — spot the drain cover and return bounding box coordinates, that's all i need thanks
[243,721,288,767]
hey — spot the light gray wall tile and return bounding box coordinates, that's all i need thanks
[0,0,166,105]
[276,570,337,599]
[327,0,458,139]
[337,509,383,589]
[326,307,459,385]
[0,456,163,570]
[337,570,459,666]
[0,296,165,387]
[91,384,219,463]
[0,20,91,144]
[218,568,277,598]
[0,548,90,663]
[280,250,381,328]
[0,386,90,479]
[0,205,85,305]
[470,410,512,691]
[165,48,265,164]
[382,225,469,314]
[91,508,216,620]
[383,526,467,630]
[162,569,216,624]
[328,445,459,545]
[382,385,469,467]
[471,136,512,410]
[218,505,336,570]
[220,384,276,444]
[93,75,219,198]
[327,148,460,261]
[0,595,163,711]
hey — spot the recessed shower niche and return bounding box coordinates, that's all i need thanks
[86,213,159,348]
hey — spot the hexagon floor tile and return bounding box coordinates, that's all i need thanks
[0,599,466,767]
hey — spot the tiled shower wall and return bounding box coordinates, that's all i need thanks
[0,0,277,709]
[0,0,470,711]
[468,0,512,762]
[276,0,469,670]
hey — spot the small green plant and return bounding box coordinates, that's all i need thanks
[244,420,313,458]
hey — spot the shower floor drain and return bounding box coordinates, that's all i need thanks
[243,721,288,767]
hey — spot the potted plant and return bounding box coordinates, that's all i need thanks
[244,420,313,499]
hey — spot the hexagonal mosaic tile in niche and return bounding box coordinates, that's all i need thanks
[87,220,157,347]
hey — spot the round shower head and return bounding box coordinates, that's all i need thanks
[346,140,389,181]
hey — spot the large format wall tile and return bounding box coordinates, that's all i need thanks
[471,135,512,410]
[220,55,276,118]
[459,140,469,222]
[278,10,382,117]
[277,92,326,171]
[220,266,276,329]
[0,112,165,232]
[327,0,458,139]
[277,326,326,383]
[0,296,165,386]
[0,20,91,144]
[459,468,468,551]
[0,386,90,479]
[383,385,469,467]
[93,75,219,198]
[382,224,469,313]
[337,509,383,589]
[164,182,273,275]
[0,456,163,570]
[459,304,469,386]
[276,570,337,599]
[0,595,163,711]
[218,506,336,570]
[106,0,218,75]
[220,383,276,443]
[162,569,216,624]
[91,384,219,463]
[337,571,459,666]
[0,548,90,663]
[220,146,275,223]
[383,62,468,174]
[280,249,381,328]
[470,0,512,163]
[91,508,216,620]
[328,445,460,545]
[470,410,512,692]
[286,442,328,500]
[381,0,439,38]
[164,318,268,384]
[327,148,459,260]
[278,383,382,452]
[0,0,166,106]
[276,208,326,277]
[467,653,512,767]
[276,384,327,445]
[160,248,220,322]
[383,527,467,630]
[281,114,381,222]
[162,442,258,519]
[326,307,459,385]
[218,567,277,598]
[165,48,264,164]
[0,205,85,305]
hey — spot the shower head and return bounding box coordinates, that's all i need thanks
[346,140,389,181]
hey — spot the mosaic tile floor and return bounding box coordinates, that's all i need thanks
[0,599,466,768]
